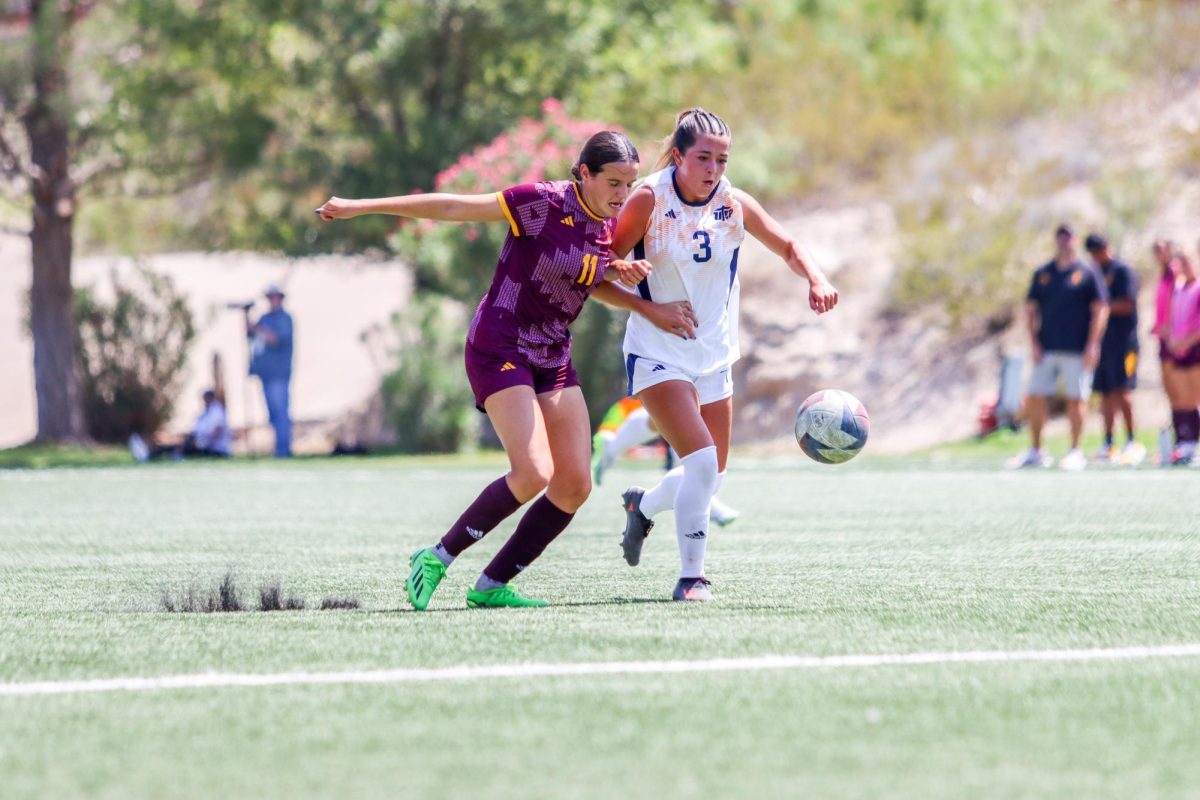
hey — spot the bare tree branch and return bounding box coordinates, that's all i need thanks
[70,153,125,189]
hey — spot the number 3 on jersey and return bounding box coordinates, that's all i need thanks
[692,230,712,263]
[576,253,599,285]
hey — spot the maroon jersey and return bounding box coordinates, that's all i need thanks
[467,181,615,368]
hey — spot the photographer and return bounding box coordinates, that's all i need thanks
[245,284,294,457]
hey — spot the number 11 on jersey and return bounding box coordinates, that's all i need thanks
[577,253,599,285]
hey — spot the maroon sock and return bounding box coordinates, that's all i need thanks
[1175,410,1200,444]
[1187,410,1200,444]
[438,477,523,557]
[482,494,574,584]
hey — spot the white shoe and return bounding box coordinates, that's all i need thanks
[1059,448,1087,471]
[128,433,150,463]
[1117,441,1147,467]
[709,496,740,527]
[1092,442,1116,463]
[1007,447,1053,469]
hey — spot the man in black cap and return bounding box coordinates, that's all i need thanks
[1085,233,1144,465]
[1011,224,1109,470]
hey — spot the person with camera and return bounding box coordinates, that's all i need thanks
[245,284,294,457]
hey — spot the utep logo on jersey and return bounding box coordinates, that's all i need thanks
[1070,269,1084,287]
[713,205,733,222]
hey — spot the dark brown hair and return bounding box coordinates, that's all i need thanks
[570,131,639,181]
[654,108,731,170]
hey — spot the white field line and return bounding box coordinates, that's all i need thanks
[3,644,1200,697]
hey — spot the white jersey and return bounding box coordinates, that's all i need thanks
[622,167,746,375]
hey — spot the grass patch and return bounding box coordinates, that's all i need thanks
[4,461,1198,798]
[0,442,132,470]
[160,574,361,613]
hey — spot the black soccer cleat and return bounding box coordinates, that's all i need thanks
[620,487,654,566]
[672,576,714,602]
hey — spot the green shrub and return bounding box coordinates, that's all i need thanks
[74,266,196,442]
[379,296,478,454]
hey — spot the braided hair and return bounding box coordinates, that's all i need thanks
[654,108,731,170]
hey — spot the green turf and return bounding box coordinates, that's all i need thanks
[1,459,1198,798]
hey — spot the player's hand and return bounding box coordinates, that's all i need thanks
[644,300,697,340]
[609,258,652,288]
[315,197,360,221]
[809,277,838,314]
[1082,343,1100,370]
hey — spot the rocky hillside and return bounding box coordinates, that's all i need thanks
[734,75,1200,453]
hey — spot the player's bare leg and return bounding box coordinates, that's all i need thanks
[471,386,591,608]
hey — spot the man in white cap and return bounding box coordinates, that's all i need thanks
[245,283,294,456]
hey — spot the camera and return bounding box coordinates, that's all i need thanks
[226,301,255,311]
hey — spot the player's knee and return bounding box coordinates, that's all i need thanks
[509,463,553,501]
[682,445,719,496]
[548,467,591,508]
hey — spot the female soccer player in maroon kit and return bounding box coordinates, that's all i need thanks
[318,132,684,608]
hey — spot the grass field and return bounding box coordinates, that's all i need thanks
[2,454,1198,799]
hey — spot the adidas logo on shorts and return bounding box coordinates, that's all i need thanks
[500,362,516,372]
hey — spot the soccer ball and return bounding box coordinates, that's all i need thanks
[794,390,869,464]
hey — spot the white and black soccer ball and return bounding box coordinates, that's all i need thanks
[794,389,869,464]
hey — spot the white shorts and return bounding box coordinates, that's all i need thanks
[626,355,733,406]
[1028,351,1093,400]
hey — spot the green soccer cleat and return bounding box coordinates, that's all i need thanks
[466,584,548,609]
[406,548,447,611]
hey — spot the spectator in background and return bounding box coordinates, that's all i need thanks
[1150,240,1185,455]
[1085,233,1145,465]
[129,389,232,461]
[245,284,294,457]
[1010,224,1109,471]
[1162,247,1200,464]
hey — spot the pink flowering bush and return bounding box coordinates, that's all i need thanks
[392,99,619,301]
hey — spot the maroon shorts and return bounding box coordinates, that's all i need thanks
[1170,343,1200,368]
[464,344,580,411]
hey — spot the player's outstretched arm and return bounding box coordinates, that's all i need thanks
[315,193,507,224]
[734,189,838,315]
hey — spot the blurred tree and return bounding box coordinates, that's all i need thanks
[105,0,733,253]
[0,0,97,442]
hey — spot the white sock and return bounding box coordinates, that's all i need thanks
[674,446,719,578]
[640,465,684,517]
[610,408,656,457]
[709,472,737,519]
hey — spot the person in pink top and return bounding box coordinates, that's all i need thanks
[1162,245,1200,463]
[1150,240,1185,450]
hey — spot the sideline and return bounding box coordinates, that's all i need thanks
[4,644,1200,697]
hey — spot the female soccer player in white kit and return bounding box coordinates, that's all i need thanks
[592,108,839,601]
